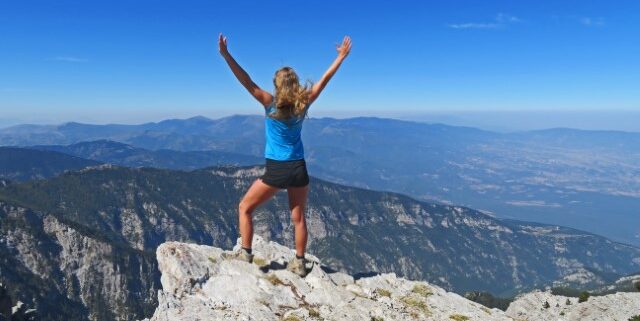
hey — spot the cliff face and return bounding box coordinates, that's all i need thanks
[0,202,159,321]
[141,235,510,321]
[2,165,640,320]
[1,165,638,297]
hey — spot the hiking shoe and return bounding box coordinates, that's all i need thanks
[287,257,308,277]
[221,248,254,263]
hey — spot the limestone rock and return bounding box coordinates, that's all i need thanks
[143,236,510,321]
[506,289,640,321]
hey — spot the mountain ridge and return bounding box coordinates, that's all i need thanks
[1,164,639,320]
[2,114,637,248]
[1,164,637,294]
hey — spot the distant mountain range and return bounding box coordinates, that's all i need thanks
[31,140,262,170]
[1,115,638,246]
[0,147,101,181]
[0,164,638,320]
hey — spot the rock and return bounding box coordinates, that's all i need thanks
[506,289,640,321]
[11,301,39,321]
[143,235,510,321]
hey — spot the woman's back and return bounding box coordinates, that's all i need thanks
[264,101,309,161]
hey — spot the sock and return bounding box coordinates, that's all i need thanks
[242,247,252,254]
[296,254,305,259]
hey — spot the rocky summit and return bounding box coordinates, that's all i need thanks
[139,235,640,321]
[141,235,508,321]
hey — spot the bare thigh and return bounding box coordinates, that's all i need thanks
[240,178,281,212]
[287,184,309,216]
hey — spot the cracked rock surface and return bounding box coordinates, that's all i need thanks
[141,236,511,321]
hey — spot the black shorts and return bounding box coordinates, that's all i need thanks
[260,158,309,189]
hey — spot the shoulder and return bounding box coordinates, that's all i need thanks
[264,98,275,109]
[262,95,275,109]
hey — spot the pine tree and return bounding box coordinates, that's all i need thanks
[578,291,590,303]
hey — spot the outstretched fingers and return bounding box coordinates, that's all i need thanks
[337,35,352,57]
[218,33,228,53]
[343,36,352,49]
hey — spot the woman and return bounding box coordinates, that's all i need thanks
[218,33,351,277]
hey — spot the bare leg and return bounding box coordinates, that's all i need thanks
[287,184,309,257]
[239,178,280,249]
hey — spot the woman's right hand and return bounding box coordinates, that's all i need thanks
[218,33,229,56]
[336,36,352,59]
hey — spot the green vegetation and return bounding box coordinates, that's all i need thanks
[266,274,284,286]
[400,295,429,314]
[628,315,640,321]
[635,281,640,291]
[308,308,320,318]
[449,314,469,321]
[551,286,584,297]
[578,291,590,303]
[371,317,384,321]
[411,284,433,297]
[463,291,513,311]
[282,315,302,321]
[253,257,268,267]
[375,288,391,298]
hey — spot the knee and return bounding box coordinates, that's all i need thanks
[239,200,253,215]
[291,212,305,226]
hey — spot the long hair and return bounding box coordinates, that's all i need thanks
[271,66,313,120]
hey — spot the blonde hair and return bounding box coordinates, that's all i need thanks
[271,66,313,120]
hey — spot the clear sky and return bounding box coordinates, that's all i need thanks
[0,0,639,125]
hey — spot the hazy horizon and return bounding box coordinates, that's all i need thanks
[1,109,639,133]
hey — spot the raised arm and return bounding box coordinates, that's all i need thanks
[218,33,273,108]
[308,36,352,105]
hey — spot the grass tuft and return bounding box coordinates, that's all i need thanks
[308,308,321,318]
[253,257,268,267]
[266,273,284,286]
[411,284,433,297]
[375,288,392,298]
[449,314,470,321]
[400,295,429,314]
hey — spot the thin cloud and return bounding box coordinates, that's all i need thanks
[448,13,521,30]
[48,56,88,63]
[448,23,500,30]
[496,13,521,23]
[579,17,605,27]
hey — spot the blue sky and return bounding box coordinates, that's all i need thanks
[0,0,639,125]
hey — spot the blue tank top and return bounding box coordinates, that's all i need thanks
[264,101,309,161]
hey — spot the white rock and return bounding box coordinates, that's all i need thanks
[142,235,640,321]
[143,235,514,321]
[506,289,640,321]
